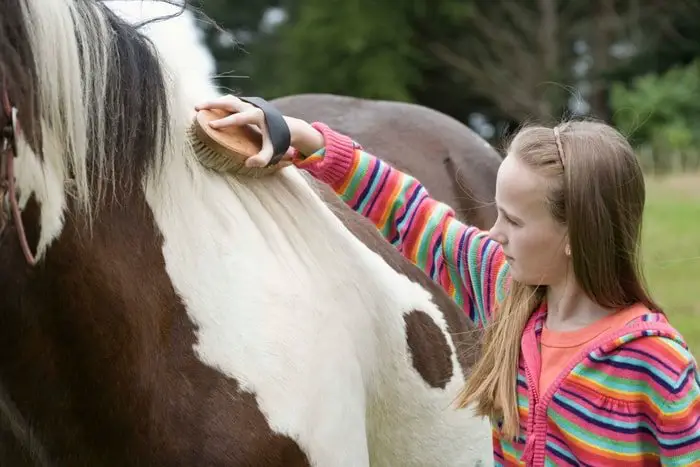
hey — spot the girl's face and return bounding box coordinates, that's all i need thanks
[488,154,569,285]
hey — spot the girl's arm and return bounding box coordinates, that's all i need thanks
[293,122,509,328]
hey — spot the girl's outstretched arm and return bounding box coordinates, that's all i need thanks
[293,122,509,329]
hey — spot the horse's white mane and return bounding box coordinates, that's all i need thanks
[17,0,199,222]
[20,0,110,214]
[14,0,331,255]
[103,0,218,105]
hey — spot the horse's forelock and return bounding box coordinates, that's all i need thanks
[11,0,177,220]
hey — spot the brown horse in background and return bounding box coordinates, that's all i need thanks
[273,93,502,229]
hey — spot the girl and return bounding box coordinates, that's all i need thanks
[196,96,700,466]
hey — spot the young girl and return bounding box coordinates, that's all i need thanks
[196,96,700,466]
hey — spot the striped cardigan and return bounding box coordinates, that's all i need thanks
[293,122,700,466]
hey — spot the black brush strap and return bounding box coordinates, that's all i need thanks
[239,96,291,166]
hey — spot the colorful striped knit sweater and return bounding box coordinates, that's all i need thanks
[293,122,700,466]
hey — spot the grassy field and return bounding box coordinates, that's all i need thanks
[642,172,700,357]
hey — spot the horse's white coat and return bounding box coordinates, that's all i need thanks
[147,158,494,466]
[17,1,493,465]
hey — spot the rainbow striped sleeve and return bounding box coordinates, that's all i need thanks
[561,335,700,465]
[636,338,700,465]
[294,123,509,328]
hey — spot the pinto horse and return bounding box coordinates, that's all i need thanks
[0,1,496,465]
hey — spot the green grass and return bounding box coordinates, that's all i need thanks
[641,173,700,357]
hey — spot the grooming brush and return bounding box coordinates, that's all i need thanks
[188,108,289,177]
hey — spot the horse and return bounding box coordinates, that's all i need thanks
[272,94,502,229]
[0,1,496,465]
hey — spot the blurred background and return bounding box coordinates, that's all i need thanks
[189,0,699,351]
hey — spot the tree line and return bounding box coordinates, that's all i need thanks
[193,0,700,173]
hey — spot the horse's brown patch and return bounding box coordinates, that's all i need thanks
[0,186,311,466]
[404,310,453,388]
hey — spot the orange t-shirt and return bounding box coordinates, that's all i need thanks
[539,304,650,395]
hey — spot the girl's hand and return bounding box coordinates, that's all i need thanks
[194,95,325,168]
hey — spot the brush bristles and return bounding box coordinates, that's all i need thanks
[187,122,284,178]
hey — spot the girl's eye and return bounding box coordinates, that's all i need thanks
[496,207,521,227]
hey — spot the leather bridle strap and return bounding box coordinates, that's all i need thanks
[0,82,49,466]
[1,80,37,266]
